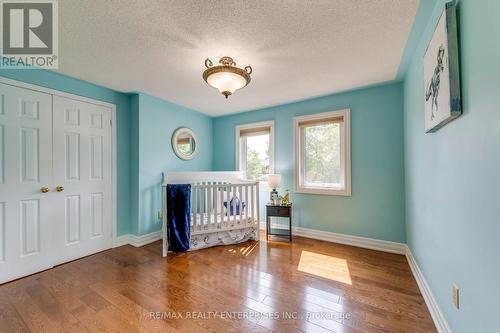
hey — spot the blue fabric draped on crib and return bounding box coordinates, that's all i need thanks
[166,184,191,252]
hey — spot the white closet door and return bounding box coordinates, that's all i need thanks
[52,96,113,263]
[0,83,55,283]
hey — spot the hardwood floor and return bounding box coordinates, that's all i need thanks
[0,232,436,332]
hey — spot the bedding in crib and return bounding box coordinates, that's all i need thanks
[189,227,257,251]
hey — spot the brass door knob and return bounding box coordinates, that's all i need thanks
[40,186,50,193]
[56,186,64,192]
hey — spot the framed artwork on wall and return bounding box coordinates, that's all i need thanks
[423,1,461,133]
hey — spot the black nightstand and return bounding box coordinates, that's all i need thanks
[266,204,292,241]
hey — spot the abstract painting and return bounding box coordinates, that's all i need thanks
[423,1,461,133]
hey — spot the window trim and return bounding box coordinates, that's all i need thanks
[294,109,351,196]
[235,120,275,185]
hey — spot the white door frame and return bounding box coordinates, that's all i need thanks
[0,76,118,245]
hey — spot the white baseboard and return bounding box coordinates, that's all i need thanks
[114,230,162,248]
[259,222,406,254]
[405,246,451,333]
[113,234,130,247]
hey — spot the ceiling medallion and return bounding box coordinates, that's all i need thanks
[202,56,252,99]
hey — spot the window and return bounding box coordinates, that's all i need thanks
[236,121,275,182]
[294,109,351,196]
[176,133,194,155]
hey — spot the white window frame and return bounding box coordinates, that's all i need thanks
[294,109,351,196]
[235,120,275,187]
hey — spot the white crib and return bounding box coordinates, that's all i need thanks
[161,171,260,256]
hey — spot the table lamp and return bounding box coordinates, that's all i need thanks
[267,174,281,203]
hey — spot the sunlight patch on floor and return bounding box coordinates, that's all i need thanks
[298,250,352,285]
[240,242,258,256]
[227,242,258,256]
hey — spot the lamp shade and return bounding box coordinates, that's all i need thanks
[267,174,281,189]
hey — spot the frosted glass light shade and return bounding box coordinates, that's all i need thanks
[268,174,281,189]
[206,72,247,95]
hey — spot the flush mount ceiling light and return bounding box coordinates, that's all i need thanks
[202,56,252,99]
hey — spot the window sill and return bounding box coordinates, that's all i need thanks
[294,187,351,197]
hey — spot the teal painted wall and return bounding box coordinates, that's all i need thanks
[129,94,140,235]
[403,0,500,331]
[135,93,213,235]
[213,82,406,242]
[0,69,133,236]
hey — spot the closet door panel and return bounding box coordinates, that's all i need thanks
[0,83,55,284]
[52,96,112,263]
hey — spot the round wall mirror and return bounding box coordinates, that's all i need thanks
[172,127,199,160]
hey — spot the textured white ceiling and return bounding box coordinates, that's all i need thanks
[57,0,419,116]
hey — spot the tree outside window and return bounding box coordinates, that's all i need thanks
[236,121,274,183]
[245,134,269,181]
[303,123,341,186]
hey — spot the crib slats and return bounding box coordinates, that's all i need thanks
[220,184,225,229]
[256,182,260,226]
[229,184,232,228]
[229,185,236,226]
[250,184,254,222]
[212,186,217,230]
[180,181,258,235]
[200,184,205,231]
[237,185,242,224]
[245,184,249,224]
[207,185,212,229]
[192,187,197,230]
